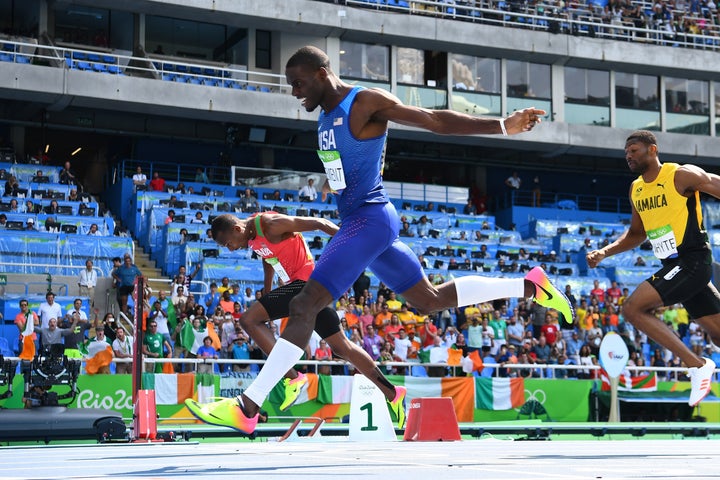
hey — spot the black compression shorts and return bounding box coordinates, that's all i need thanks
[647,250,720,319]
[257,280,341,339]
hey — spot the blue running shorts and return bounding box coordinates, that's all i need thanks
[311,202,425,300]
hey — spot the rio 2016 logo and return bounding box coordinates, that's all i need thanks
[76,389,133,410]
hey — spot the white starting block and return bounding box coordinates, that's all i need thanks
[348,374,397,442]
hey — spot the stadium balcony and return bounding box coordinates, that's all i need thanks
[0,38,290,95]
[331,0,720,51]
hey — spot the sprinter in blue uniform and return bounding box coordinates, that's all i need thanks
[186,46,573,434]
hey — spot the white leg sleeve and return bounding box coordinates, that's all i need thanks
[454,276,526,307]
[242,338,304,406]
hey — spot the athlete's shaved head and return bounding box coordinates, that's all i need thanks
[211,213,239,238]
[286,46,331,72]
[626,130,657,148]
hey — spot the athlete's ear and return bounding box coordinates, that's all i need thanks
[648,144,658,155]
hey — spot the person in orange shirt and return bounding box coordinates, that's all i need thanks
[374,302,392,337]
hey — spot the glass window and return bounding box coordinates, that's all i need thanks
[665,78,708,115]
[665,78,709,135]
[451,54,501,116]
[1,0,40,37]
[615,72,659,110]
[715,81,720,136]
[397,47,424,85]
[451,54,500,93]
[339,41,389,82]
[615,73,660,131]
[53,5,110,47]
[506,61,551,99]
[564,67,610,126]
[146,16,228,61]
[255,30,271,69]
[564,67,609,105]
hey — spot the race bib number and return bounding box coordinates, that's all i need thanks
[266,257,291,283]
[317,150,346,192]
[647,225,678,259]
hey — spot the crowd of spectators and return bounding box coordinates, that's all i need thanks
[340,0,720,47]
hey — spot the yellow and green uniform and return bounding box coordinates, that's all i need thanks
[631,162,709,261]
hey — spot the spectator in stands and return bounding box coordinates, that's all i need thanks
[112,254,142,315]
[0,213,6,229]
[68,189,79,202]
[78,259,97,304]
[463,198,477,215]
[44,200,59,215]
[23,200,35,214]
[34,316,78,351]
[399,220,413,237]
[132,166,147,190]
[236,188,260,212]
[165,209,175,225]
[505,171,522,191]
[142,321,172,373]
[191,211,205,224]
[24,217,36,231]
[362,324,384,360]
[415,215,430,238]
[8,198,19,213]
[634,256,647,266]
[175,182,187,194]
[195,168,209,184]
[149,299,172,345]
[59,161,77,185]
[271,190,282,201]
[219,290,235,314]
[15,299,38,352]
[298,177,317,202]
[37,292,62,329]
[4,175,19,196]
[112,326,133,374]
[590,279,605,305]
[196,336,218,374]
[149,171,166,192]
[187,186,196,195]
[86,223,102,236]
[171,285,188,313]
[606,280,622,305]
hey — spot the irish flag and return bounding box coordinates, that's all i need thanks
[143,373,196,404]
[600,370,657,392]
[18,314,36,361]
[80,339,114,375]
[386,376,476,422]
[475,377,525,410]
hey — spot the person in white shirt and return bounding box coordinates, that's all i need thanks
[112,327,134,374]
[393,328,412,362]
[86,223,103,236]
[37,292,63,329]
[132,166,147,189]
[78,259,98,304]
[65,298,88,324]
[190,211,205,224]
[298,178,317,201]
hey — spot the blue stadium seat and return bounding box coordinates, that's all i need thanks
[108,65,122,74]
[15,55,30,64]
[0,53,13,63]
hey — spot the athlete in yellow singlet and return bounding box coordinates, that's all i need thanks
[587,130,720,407]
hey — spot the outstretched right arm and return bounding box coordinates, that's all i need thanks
[586,188,647,268]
